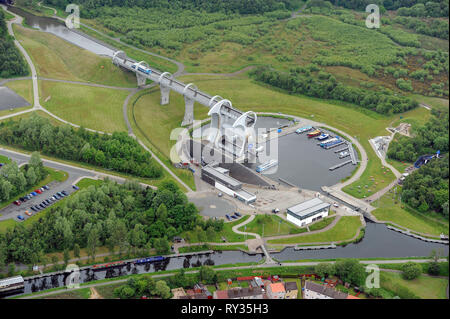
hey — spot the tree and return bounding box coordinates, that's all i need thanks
[198,266,217,284]
[73,243,80,259]
[155,280,171,299]
[401,262,422,280]
[87,227,100,261]
[334,259,366,286]
[114,285,136,299]
[153,238,170,254]
[63,249,70,266]
[25,166,37,187]
[315,262,335,278]
[8,263,15,276]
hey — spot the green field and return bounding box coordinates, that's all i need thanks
[380,271,448,299]
[76,178,104,189]
[40,80,129,133]
[40,288,92,299]
[267,216,363,244]
[13,24,137,87]
[372,191,449,236]
[238,214,307,237]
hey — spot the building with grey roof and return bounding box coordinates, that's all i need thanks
[286,198,330,227]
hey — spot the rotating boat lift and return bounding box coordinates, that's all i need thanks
[112,51,260,159]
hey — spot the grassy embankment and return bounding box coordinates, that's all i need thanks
[371,190,449,237]
[13,24,137,88]
[267,216,362,245]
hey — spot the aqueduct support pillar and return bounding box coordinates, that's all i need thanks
[182,96,194,126]
[160,84,171,105]
[136,73,146,87]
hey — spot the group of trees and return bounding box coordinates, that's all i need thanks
[315,259,366,287]
[250,66,419,114]
[114,274,172,299]
[0,10,28,78]
[0,152,46,202]
[114,266,217,299]
[0,179,201,266]
[44,0,298,16]
[401,153,449,215]
[327,0,448,17]
[387,110,449,163]
[0,115,163,179]
[393,16,448,40]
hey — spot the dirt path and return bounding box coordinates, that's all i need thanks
[89,287,103,299]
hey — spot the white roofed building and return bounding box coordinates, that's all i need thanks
[286,198,330,227]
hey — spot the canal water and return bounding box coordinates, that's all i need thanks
[272,221,449,261]
[7,6,115,56]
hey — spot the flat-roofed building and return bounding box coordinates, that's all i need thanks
[286,198,330,227]
[201,164,256,204]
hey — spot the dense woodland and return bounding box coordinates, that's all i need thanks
[402,154,449,216]
[0,10,28,78]
[0,152,46,202]
[0,115,163,179]
[387,110,449,162]
[0,179,223,266]
[250,66,419,114]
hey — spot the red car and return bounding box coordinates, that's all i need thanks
[35,189,42,194]
[13,200,21,206]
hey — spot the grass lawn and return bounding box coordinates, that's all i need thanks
[76,178,104,189]
[372,191,449,236]
[41,288,92,299]
[184,215,255,243]
[0,155,12,164]
[380,271,448,299]
[267,216,362,245]
[95,283,124,299]
[4,79,34,105]
[308,216,337,231]
[238,214,307,237]
[409,94,449,113]
[13,24,137,88]
[40,80,129,133]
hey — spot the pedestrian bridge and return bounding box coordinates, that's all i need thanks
[112,51,259,159]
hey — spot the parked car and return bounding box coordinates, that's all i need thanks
[13,200,21,206]
[225,214,232,221]
[39,204,45,209]
[40,187,45,192]
[25,211,32,216]
[35,189,42,194]
[230,215,238,220]
[72,185,79,190]
[0,163,4,167]
[31,206,37,212]
[61,190,68,196]
[57,192,65,197]
[333,203,339,208]
[54,194,60,199]
[31,192,38,196]
[43,185,50,190]
[272,208,280,214]
[218,193,223,198]
[17,215,24,221]
[234,212,242,217]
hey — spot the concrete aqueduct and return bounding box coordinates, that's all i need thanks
[112,51,260,160]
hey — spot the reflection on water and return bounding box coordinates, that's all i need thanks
[7,6,115,56]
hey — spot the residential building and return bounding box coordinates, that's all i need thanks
[286,198,330,227]
[303,281,348,299]
[226,287,264,299]
[267,282,286,299]
[284,282,298,299]
[171,288,187,299]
